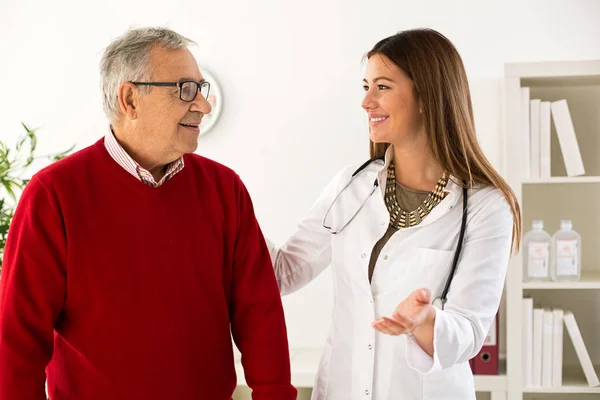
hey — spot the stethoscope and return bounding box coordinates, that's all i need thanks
[322,157,468,310]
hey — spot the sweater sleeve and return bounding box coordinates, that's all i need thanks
[0,176,67,399]
[228,177,297,400]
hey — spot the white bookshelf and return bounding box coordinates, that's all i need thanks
[503,60,600,399]
[523,272,600,290]
[523,365,600,394]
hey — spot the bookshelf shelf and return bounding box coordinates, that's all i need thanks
[522,176,600,184]
[523,273,600,289]
[504,60,600,80]
[523,365,600,393]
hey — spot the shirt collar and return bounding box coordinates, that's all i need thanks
[104,128,185,187]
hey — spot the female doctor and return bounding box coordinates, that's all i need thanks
[266,28,521,400]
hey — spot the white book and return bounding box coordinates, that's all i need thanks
[540,101,551,178]
[542,310,554,387]
[520,87,531,179]
[532,308,544,386]
[551,100,585,177]
[522,298,534,387]
[530,99,541,179]
[563,311,600,387]
[552,309,564,386]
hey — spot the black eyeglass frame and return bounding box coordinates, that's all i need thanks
[130,80,210,102]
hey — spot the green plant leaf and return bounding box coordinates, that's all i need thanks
[1,123,74,271]
[20,123,38,167]
[16,132,27,152]
[0,145,11,176]
[21,123,38,150]
[2,181,18,202]
[50,144,76,162]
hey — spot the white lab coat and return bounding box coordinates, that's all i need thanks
[268,146,513,400]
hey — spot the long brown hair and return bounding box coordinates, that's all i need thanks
[367,28,521,252]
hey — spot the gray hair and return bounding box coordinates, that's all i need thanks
[100,27,195,122]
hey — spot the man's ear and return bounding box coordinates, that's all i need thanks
[117,82,139,120]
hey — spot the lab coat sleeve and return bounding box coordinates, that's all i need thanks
[267,166,352,296]
[405,189,514,373]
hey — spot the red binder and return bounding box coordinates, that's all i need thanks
[472,313,499,375]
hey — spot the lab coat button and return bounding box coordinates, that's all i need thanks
[365,390,369,395]
[380,221,385,226]
[383,255,388,260]
[368,344,372,350]
[361,253,366,258]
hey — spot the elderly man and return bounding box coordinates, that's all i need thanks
[0,27,296,400]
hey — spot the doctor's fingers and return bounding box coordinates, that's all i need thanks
[391,310,419,329]
[372,317,409,336]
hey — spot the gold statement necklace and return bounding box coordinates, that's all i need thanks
[384,160,449,229]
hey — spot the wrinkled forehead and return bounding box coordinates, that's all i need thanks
[148,46,203,82]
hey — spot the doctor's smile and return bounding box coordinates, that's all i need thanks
[368,114,389,126]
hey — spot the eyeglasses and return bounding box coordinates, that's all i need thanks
[130,80,210,102]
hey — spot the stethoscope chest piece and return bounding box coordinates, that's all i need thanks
[432,297,444,310]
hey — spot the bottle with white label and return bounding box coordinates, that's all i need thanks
[551,220,581,282]
[523,220,551,282]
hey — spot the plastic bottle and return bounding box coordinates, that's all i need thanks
[551,220,581,282]
[523,220,551,282]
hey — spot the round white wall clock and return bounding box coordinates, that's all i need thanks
[199,67,222,136]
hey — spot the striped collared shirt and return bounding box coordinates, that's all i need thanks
[104,130,184,187]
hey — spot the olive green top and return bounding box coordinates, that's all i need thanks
[368,181,429,283]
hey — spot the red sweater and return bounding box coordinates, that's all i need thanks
[0,139,296,400]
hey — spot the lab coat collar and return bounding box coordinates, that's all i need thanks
[374,144,462,228]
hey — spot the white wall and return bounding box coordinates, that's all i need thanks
[1,0,600,352]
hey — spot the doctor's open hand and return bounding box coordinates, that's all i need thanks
[371,288,435,336]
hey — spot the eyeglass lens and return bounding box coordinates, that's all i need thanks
[180,81,210,102]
